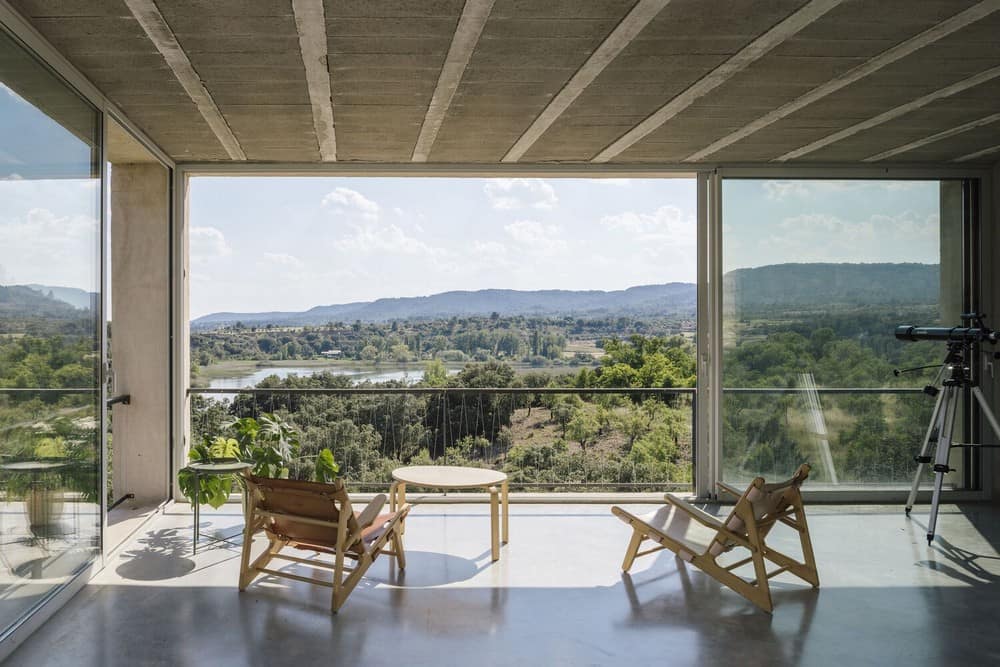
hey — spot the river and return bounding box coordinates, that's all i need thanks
[206,364,428,389]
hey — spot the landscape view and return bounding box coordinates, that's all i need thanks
[0,177,950,497]
[180,260,944,491]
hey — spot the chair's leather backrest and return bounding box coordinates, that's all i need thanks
[709,463,810,556]
[247,474,358,547]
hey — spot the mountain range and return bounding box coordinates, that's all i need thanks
[192,262,939,330]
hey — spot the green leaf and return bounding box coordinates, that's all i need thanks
[314,448,339,484]
[208,436,240,460]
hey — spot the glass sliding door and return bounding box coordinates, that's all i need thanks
[720,179,967,490]
[0,29,102,634]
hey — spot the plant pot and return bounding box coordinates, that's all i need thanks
[25,485,63,529]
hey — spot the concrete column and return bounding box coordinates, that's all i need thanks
[110,162,171,504]
[990,165,1000,501]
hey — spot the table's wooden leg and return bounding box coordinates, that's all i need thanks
[501,480,509,544]
[489,485,499,562]
[397,482,406,535]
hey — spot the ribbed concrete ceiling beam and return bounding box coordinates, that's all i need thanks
[122,0,246,161]
[500,0,671,164]
[411,0,495,163]
[953,143,1000,162]
[292,0,337,162]
[775,64,1000,161]
[591,0,842,163]
[685,0,1000,163]
[864,112,1000,162]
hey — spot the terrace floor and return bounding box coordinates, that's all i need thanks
[7,500,1000,666]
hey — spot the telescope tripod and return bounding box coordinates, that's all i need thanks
[905,342,1000,544]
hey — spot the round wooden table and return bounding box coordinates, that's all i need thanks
[390,465,508,561]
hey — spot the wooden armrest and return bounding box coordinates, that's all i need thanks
[663,493,724,530]
[356,494,387,529]
[716,481,742,498]
[763,463,811,493]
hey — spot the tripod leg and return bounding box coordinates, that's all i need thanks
[905,386,946,515]
[926,387,958,545]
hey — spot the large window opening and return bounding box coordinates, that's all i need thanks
[186,176,697,492]
[720,179,968,490]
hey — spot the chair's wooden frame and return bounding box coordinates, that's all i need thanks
[612,463,818,613]
[238,473,409,612]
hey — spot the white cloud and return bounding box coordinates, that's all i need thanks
[0,207,98,288]
[593,179,633,187]
[763,181,811,201]
[190,226,232,264]
[484,179,558,210]
[322,187,380,220]
[333,221,442,257]
[262,252,304,268]
[503,219,568,256]
[778,213,874,238]
[600,205,695,242]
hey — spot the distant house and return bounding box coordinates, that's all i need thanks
[320,349,343,358]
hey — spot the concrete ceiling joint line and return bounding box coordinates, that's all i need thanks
[775,64,1000,161]
[865,112,1000,162]
[500,0,672,164]
[591,0,843,163]
[954,144,1000,163]
[122,0,246,161]
[292,0,337,161]
[684,0,1000,162]
[411,0,496,163]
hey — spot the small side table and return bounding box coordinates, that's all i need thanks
[390,465,508,561]
[183,460,253,554]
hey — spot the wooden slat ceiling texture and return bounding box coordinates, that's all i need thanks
[10,0,1000,165]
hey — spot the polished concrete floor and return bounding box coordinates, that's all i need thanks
[6,500,1000,667]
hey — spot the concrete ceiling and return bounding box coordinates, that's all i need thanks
[9,0,1000,165]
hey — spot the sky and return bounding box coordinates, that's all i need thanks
[722,179,940,272]
[187,177,699,318]
[0,165,942,320]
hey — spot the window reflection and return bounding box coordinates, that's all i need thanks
[720,179,964,488]
[0,28,101,634]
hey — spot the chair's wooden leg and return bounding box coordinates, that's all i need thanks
[334,553,372,613]
[489,486,500,561]
[792,498,820,588]
[622,528,644,572]
[238,523,256,590]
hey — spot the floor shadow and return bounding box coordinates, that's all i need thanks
[115,528,195,581]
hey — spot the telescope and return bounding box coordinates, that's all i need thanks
[894,325,998,344]
[895,312,998,344]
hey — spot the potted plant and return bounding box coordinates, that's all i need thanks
[178,412,339,509]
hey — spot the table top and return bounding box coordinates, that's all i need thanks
[184,460,254,474]
[1,461,70,472]
[392,465,507,489]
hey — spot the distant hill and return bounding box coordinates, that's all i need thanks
[20,284,95,310]
[192,262,940,330]
[0,285,89,324]
[193,283,698,329]
[723,262,938,309]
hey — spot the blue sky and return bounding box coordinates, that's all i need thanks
[723,179,940,271]
[188,177,699,318]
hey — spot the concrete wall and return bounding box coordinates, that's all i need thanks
[110,162,171,504]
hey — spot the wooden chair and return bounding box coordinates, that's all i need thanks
[611,463,818,612]
[239,473,409,612]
